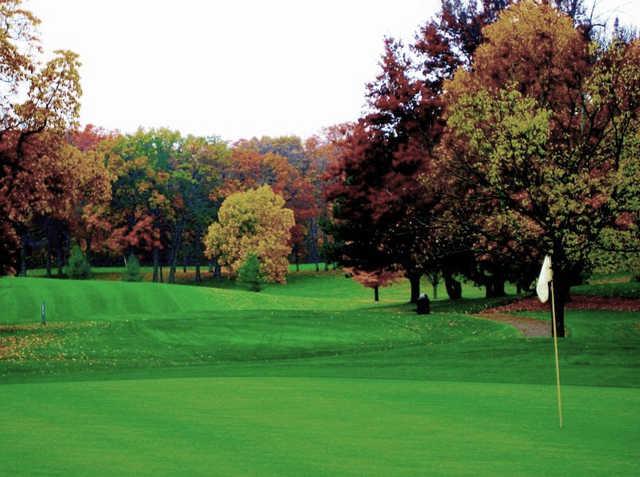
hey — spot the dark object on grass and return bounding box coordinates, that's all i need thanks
[416,293,430,315]
[41,301,46,325]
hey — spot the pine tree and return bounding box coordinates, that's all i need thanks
[122,254,143,282]
[67,244,92,279]
[237,253,263,292]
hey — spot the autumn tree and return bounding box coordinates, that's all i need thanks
[33,141,111,276]
[203,185,295,283]
[0,0,82,274]
[220,144,318,271]
[303,135,336,270]
[408,0,595,298]
[326,37,445,303]
[324,1,530,302]
[101,129,228,283]
[235,136,309,173]
[443,0,640,335]
[103,129,178,279]
[346,267,403,302]
[168,135,228,283]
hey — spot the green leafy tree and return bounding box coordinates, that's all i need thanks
[67,244,92,279]
[122,254,143,282]
[237,253,263,292]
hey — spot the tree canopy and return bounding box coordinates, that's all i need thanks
[203,185,295,283]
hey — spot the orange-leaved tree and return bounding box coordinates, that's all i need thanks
[0,0,82,274]
[346,267,404,302]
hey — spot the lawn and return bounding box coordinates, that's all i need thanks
[1,270,639,476]
[3,378,638,476]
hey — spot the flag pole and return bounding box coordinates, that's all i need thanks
[550,279,563,429]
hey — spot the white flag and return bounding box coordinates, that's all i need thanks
[536,255,553,303]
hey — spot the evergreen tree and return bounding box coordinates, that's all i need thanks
[67,244,92,279]
[237,253,263,292]
[122,254,143,282]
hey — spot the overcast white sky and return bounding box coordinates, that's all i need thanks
[26,0,640,141]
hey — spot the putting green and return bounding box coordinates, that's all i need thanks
[3,377,638,476]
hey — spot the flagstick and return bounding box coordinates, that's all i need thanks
[550,280,563,429]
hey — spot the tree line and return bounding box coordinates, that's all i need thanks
[3,123,336,281]
[2,0,640,336]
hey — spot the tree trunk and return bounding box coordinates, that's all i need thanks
[295,253,300,272]
[308,218,320,272]
[428,272,439,300]
[19,238,27,277]
[374,285,379,302]
[159,263,164,283]
[213,258,221,278]
[195,263,201,283]
[485,275,506,298]
[408,273,421,303]
[56,243,64,277]
[444,271,462,300]
[168,264,176,283]
[152,247,160,282]
[168,222,184,284]
[45,249,52,278]
[324,262,329,271]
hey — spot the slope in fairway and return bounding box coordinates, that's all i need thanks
[0,273,400,325]
[3,377,639,476]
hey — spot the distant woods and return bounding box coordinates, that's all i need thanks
[4,126,336,284]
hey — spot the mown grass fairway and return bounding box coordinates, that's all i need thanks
[3,378,638,476]
[1,271,639,476]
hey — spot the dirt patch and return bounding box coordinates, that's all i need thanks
[473,312,549,337]
[485,295,640,313]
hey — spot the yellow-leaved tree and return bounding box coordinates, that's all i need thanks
[203,185,295,283]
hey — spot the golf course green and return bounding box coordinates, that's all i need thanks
[1,270,639,476]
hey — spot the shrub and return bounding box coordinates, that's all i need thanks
[67,244,92,279]
[122,254,143,282]
[237,253,263,292]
